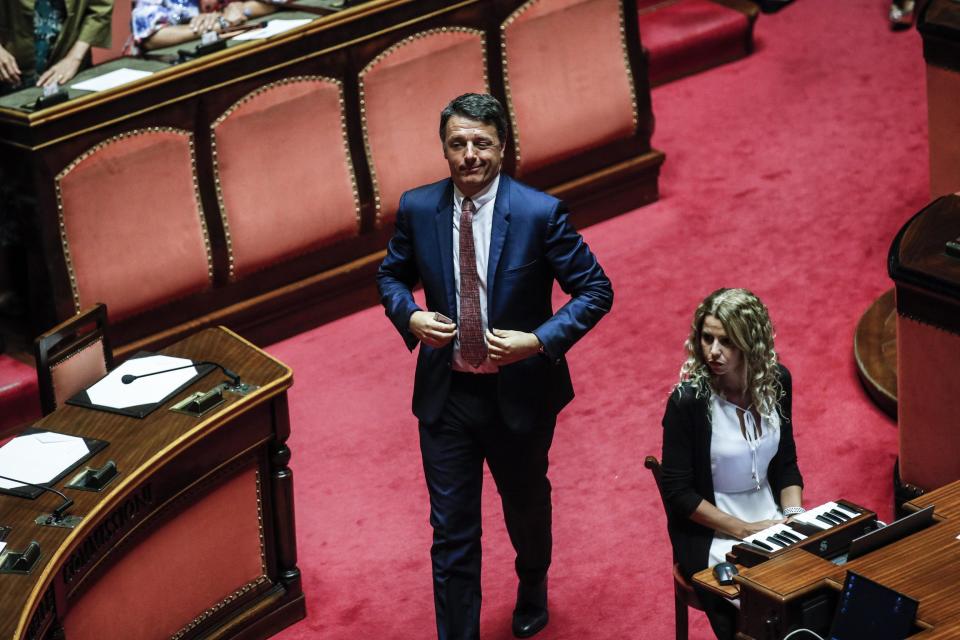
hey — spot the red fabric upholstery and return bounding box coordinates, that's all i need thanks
[56,129,213,320]
[639,0,751,86]
[0,355,40,435]
[50,339,108,409]
[91,0,132,64]
[212,77,360,278]
[62,465,266,639]
[897,314,960,491]
[502,0,637,176]
[360,29,487,225]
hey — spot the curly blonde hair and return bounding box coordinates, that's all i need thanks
[678,288,783,417]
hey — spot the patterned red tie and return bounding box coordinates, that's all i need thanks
[458,197,487,367]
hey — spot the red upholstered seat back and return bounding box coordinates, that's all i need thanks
[61,465,266,639]
[212,77,360,279]
[50,340,108,410]
[55,129,213,321]
[502,0,639,176]
[91,0,132,64]
[359,29,488,225]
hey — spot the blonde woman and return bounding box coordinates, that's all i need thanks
[660,288,804,639]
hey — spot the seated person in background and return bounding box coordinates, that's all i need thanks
[0,0,113,91]
[660,288,804,640]
[132,0,275,51]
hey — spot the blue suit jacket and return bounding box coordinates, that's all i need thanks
[376,174,613,431]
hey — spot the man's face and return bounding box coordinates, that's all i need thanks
[442,115,503,197]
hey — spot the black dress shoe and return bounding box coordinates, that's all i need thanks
[512,579,548,638]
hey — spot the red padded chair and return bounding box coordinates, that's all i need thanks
[91,0,132,64]
[34,303,113,416]
[501,0,640,177]
[645,455,704,640]
[211,76,361,279]
[359,28,488,226]
[55,128,214,321]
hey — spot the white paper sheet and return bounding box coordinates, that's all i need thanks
[0,432,91,490]
[86,354,199,409]
[71,68,154,92]
[0,541,6,555]
[232,18,312,40]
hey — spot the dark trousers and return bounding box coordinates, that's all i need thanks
[418,372,555,640]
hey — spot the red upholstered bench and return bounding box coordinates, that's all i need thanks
[639,0,758,86]
[0,353,40,436]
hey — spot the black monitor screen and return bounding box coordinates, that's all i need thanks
[829,571,918,640]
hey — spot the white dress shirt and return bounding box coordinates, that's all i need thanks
[451,173,499,373]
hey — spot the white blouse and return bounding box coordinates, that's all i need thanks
[708,394,782,569]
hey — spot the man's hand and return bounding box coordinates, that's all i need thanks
[409,311,456,348]
[0,44,21,86]
[486,329,540,366]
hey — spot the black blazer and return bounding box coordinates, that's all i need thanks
[660,364,803,579]
[376,174,613,432]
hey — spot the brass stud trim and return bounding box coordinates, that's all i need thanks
[358,27,488,227]
[210,76,361,280]
[54,127,215,314]
[501,0,641,176]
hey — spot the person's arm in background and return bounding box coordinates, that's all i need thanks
[222,0,275,25]
[38,0,113,86]
[142,1,275,51]
[0,43,21,87]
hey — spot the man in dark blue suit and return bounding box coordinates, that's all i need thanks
[377,93,613,640]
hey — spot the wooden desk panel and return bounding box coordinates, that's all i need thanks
[0,327,303,640]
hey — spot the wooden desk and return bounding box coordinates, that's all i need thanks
[721,481,960,639]
[0,327,303,640]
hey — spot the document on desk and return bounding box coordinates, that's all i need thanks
[0,431,91,490]
[85,354,201,409]
[71,68,154,93]
[232,18,312,40]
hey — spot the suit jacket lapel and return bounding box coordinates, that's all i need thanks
[486,174,511,316]
[434,180,457,320]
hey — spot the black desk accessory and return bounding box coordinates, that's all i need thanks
[0,541,41,575]
[65,460,119,492]
[178,37,227,62]
[33,89,69,110]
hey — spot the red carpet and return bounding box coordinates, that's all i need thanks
[266,1,928,637]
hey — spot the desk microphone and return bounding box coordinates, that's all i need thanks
[0,473,74,524]
[120,361,241,386]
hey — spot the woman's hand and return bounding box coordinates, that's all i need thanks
[737,518,786,540]
[222,2,248,25]
[0,43,21,86]
[190,11,224,34]
[37,56,82,87]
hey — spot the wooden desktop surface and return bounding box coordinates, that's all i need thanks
[0,327,298,640]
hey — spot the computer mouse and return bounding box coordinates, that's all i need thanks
[712,561,739,585]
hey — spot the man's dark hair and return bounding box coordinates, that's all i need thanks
[439,93,508,146]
